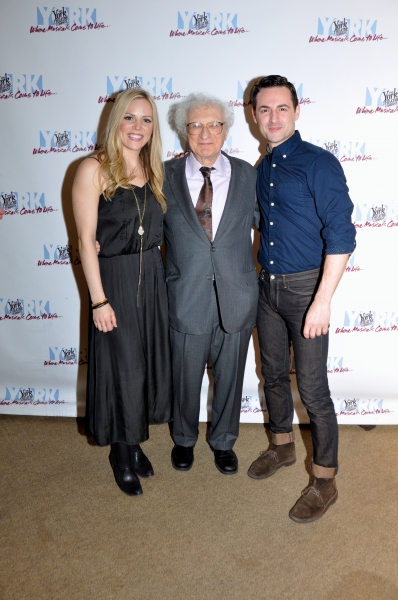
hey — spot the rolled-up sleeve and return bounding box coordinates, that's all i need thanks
[308,152,356,255]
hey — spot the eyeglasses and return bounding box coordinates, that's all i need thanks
[186,121,225,135]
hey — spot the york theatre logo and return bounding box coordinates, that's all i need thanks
[1,192,17,211]
[353,202,398,228]
[7,299,23,317]
[0,298,59,321]
[310,139,374,163]
[44,346,78,365]
[333,18,348,36]
[52,7,68,25]
[357,86,398,114]
[193,12,209,29]
[31,6,107,33]
[324,140,339,157]
[371,204,386,222]
[344,399,358,412]
[101,76,180,103]
[0,73,55,100]
[20,388,34,402]
[0,191,55,216]
[124,77,141,90]
[170,11,248,37]
[0,73,11,93]
[334,310,398,333]
[38,243,76,266]
[334,398,390,417]
[382,88,398,108]
[310,17,385,43]
[55,131,70,148]
[1,387,64,406]
[33,130,97,154]
[359,312,374,327]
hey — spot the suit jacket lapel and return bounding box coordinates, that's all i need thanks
[214,154,246,242]
[168,157,211,245]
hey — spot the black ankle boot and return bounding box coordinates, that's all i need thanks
[110,444,143,496]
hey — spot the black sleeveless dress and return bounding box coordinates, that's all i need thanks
[86,186,172,446]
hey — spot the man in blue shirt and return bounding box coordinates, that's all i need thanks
[247,75,356,523]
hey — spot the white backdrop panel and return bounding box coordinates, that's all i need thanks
[0,0,397,424]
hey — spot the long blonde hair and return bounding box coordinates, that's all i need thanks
[96,88,166,212]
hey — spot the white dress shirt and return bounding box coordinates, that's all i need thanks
[185,152,231,239]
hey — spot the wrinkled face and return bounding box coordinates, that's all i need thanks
[186,104,227,166]
[119,98,153,154]
[252,86,300,149]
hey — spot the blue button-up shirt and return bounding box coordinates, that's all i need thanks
[257,131,356,274]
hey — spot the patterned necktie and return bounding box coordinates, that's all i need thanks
[196,166,214,240]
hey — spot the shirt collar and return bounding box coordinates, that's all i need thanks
[186,151,227,178]
[268,130,302,159]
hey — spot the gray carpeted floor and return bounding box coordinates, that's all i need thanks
[1,415,397,600]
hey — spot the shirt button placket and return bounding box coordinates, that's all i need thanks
[269,165,275,271]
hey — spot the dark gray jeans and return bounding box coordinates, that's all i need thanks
[256,268,338,469]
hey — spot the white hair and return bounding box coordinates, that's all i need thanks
[168,93,234,139]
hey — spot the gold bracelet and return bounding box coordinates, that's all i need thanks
[92,298,108,308]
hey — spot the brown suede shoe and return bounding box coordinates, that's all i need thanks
[247,442,296,479]
[289,477,338,523]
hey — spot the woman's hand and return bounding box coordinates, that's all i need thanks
[93,303,117,332]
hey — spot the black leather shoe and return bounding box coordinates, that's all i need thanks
[214,449,238,475]
[109,453,143,496]
[171,445,194,471]
[130,446,154,478]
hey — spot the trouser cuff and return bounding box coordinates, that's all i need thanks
[271,431,295,445]
[311,461,338,478]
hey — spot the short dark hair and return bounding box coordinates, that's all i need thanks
[250,75,299,110]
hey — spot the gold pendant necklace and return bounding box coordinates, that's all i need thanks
[131,183,147,237]
[131,183,147,307]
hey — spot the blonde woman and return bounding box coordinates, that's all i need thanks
[72,89,171,496]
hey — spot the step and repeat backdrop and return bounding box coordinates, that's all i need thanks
[1,1,397,424]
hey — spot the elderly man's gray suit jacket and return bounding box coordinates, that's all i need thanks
[163,152,259,335]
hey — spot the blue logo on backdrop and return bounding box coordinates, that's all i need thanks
[43,244,72,261]
[36,6,97,26]
[317,17,377,37]
[310,18,385,43]
[33,130,96,154]
[353,202,398,226]
[47,347,77,363]
[2,387,62,404]
[171,11,248,37]
[0,298,58,321]
[365,87,398,108]
[0,192,55,216]
[106,75,173,96]
[308,139,373,163]
[177,11,238,31]
[0,73,57,100]
[334,398,390,417]
[31,7,107,33]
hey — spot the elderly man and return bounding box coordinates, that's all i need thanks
[164,93,259,474]
[248,75,356,522]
